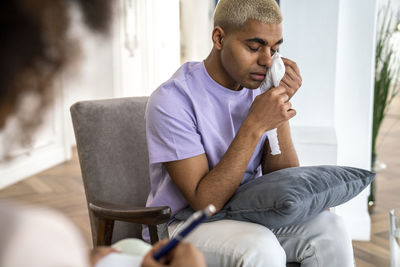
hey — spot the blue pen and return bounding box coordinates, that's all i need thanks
[153,204,216,261]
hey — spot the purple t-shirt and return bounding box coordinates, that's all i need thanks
[145,61,267,221]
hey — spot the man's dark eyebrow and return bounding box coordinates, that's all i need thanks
[245,38,266,45]
[275,38,284,45]
[245,38,284,46]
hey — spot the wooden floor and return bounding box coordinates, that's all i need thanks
[0,97,399,266]
[0,150,93,245]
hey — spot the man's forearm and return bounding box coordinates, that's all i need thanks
[193,120,264,212]
[262,121,299,174]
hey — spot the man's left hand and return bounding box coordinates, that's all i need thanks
[281,58,302,99]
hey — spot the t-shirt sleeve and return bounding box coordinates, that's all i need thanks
[145,84,205,164]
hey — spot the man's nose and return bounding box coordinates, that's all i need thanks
[258,48,273,68]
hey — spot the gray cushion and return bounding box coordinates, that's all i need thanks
[175,165,375,228]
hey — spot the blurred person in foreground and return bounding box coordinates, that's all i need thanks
[0,1,205,266]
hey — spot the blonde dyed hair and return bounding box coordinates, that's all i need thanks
[214,0,282,32]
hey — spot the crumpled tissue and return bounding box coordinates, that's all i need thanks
[259,52,285,155]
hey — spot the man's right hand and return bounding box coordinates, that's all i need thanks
[247,85,296,134]
[141,240,206,267]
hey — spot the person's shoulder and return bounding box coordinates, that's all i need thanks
[148,62,202,109]
[172,61,204,82]
[158,61,203,92]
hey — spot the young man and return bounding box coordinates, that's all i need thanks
[145,0,354,266]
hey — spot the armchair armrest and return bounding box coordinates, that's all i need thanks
[89,201,171,246]
[89,201,171,225]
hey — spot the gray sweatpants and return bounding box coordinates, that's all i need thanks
[169,211,354,267]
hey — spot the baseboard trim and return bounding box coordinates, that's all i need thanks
[0,144,71,190]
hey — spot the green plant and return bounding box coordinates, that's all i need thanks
[369,4,400,208]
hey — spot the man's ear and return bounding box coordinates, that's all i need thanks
[211,26,226,50]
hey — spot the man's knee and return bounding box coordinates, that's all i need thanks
[187,220,286,267]
[312,212,354,266]
[239,231,286,267]
[199,233,286,267]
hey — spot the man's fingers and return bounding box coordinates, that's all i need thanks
[284,65,301,83]
[268,86,286,95]
[280,101,293,114]
[280,80,297,98]
[287,108,297,119]
[281,76,294,89]
[281,104,296,119]
[282,57,301,79]
[284,101,292,110]
[282,57,302,91]
[280,93,289,103]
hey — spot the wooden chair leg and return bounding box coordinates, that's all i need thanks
[96,218,115,246]
[149,225,160,245]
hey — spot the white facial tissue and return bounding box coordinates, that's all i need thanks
[259,52,285,155]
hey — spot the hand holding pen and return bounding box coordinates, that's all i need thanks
[153,204,215,261]
[141,240,206,267]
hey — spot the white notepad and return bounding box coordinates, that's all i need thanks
[95,253,143,267]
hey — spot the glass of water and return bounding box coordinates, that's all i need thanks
[390,209,400,267]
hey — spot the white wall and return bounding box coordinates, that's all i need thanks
[280,0,339,128]
[281,0,378,240]
[180,0,214,63]
[334,0,378,241]
[113,0,180,97]
[280,0,340,168]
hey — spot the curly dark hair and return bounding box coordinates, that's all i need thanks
[0,0,112,128]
